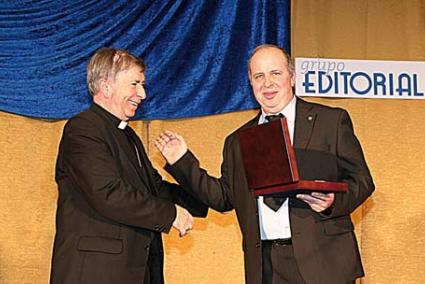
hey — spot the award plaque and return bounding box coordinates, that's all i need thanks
[237,117,348,196]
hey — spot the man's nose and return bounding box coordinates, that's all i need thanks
[264,75,273,87]
[137,85,146,99]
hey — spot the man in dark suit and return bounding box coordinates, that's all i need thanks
[155,44,375,284]
[50,47,207,284]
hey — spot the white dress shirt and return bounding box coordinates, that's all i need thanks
[257,96,297,240]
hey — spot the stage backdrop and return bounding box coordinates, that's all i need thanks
[0,0,290,120]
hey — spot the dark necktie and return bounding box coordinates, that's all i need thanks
[263,114,287,211]
[265,114,283,123]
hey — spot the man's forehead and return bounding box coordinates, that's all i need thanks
[253,47,285,60]
[118,66,145,79]
[250,48,286,69]
[251,60,286,73]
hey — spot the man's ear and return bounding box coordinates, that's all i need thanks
[248,71,253,86]
[99,79,110,98]
[290,71,296,87]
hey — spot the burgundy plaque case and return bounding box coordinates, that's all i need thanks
[237,117,348,196]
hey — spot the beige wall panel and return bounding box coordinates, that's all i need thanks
[294,0,425,60]
[366,0,425,60]
[0,112,64,284]
[292,0,369,58]
[359,100,425,283]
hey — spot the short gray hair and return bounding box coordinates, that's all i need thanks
[86,47,146,96]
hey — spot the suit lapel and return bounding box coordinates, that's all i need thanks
[115,128,142,170]
[125,127,159,195]
[116,128,153,189]
[294,98,316,149]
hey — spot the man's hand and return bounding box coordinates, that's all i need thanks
[172,205,194,237]
[296,192,335,213]
[155,131,187,165]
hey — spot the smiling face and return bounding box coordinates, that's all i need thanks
[248,47,295,114]
[106,64,146,121]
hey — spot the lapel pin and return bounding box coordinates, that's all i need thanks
[307,115,313,121]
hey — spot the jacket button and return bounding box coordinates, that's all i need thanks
[144,245,150,251]
[255,242,261,248]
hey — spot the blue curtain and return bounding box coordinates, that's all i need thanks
[0,0,290,120]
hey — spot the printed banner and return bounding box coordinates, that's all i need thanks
[295,58,425,99]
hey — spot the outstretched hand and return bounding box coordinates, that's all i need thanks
[155,130,188,165]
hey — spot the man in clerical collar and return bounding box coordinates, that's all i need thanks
[50,47,207,284]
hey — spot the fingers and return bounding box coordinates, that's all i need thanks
[163,130,177,138]
[155,133,169,147]
[154,132,174,152]
[173,205,194,237]
[296,192,335,213]
[158,131,177,142]
[156,131,172,141]
[154,131,178,149]
[178,222,193,237]
[178,219,193,237]
[310,192,327,200]
[297,192,333,202]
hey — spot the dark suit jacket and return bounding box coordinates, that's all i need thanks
[166,98,375,284]
[50,104,207,284]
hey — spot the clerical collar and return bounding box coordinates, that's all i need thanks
[118,121,128,129]
[91,103,129,130]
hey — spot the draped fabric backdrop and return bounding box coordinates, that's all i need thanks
[0,0,290,120]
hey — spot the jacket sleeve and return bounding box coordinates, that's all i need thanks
[329,109,375,217]
[164,143,234,213]
[59,116,176,233]
[156,180,209,218]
